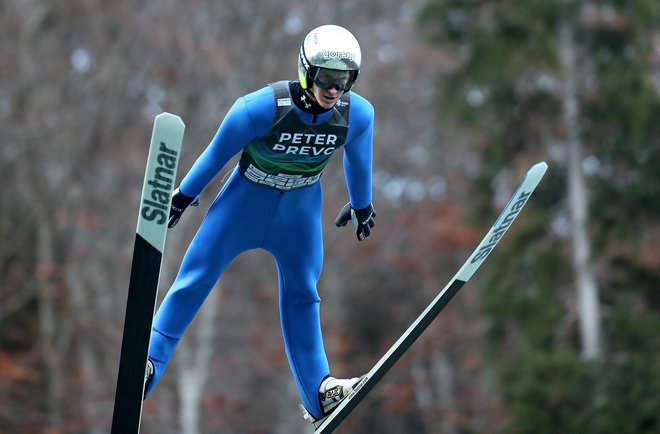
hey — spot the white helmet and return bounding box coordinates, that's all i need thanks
[298,25,362,91]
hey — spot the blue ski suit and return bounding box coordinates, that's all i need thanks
[147,81,374,419]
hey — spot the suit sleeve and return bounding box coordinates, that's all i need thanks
[342,97,374,210]
[179,88,273,197]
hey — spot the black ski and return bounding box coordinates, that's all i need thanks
[111,113,185,434]
[308,162,548,433]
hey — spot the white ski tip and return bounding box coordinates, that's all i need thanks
[155,112,185,129]
[534,161,548,169]
[456,161,548,281]
[136,113,185,252]
[529,161,548,177]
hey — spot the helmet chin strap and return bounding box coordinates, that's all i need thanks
[305,87,336,109]
[304,88,318,104]
[306,88,339,110]
[291,81,333,114]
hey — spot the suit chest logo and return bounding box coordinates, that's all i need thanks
[273,132,339,156]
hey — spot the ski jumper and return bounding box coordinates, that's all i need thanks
[147,81,374,419]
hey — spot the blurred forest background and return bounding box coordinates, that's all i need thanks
[1,0,659,433]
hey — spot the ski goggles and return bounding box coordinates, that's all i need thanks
[311,67,357,91]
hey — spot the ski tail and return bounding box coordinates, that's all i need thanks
[314,162,548,433]
[111,113,185,434]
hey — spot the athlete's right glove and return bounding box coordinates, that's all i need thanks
[168,188,200,228]
[335,202,376,241]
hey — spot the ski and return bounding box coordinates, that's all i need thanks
[111,113,185,434]
[310,162,548,433]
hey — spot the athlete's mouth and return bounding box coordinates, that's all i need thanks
[319,93,338,104]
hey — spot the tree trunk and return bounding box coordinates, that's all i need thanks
[430,349,458,434]
[37,223,63,431]
[177,287,219,434]
[559,18,602,360]
[67,263,105,434]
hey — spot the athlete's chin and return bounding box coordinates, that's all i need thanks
[318,94,339,108]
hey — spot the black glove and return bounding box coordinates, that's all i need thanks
[335,202,376,241]
[168,188,199,228]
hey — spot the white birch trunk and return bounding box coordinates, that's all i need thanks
[559,18,602,360]
[177,287,219,434]
[430,349,458,434]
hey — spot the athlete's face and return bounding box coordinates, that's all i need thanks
[310,83,344,109]
[309,69,351,109]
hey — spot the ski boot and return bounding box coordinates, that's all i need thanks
[143,359,154,399]
[300,375,367,428]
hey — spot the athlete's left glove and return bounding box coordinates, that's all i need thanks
[335,202,376,241]
[168,188,199,228]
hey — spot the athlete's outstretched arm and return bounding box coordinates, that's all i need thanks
[179,89,274,197]
[342,96,374,210]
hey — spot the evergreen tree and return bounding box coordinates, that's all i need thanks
[418,1,660,432]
